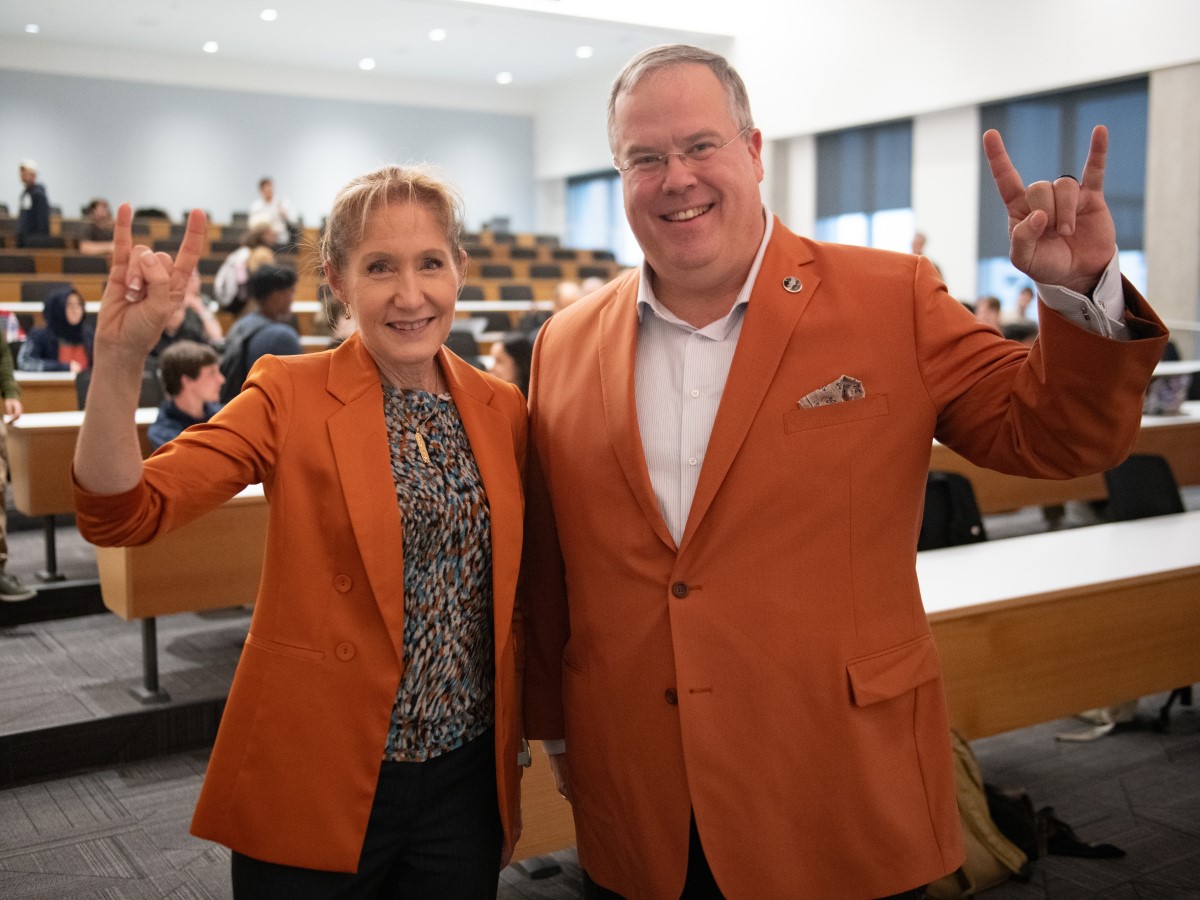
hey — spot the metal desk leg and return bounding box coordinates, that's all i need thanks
[130,617,171,704]
[37,514,66,582]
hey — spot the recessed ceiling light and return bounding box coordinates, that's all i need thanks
[202,41,219,53]
[25,24,40,34]
[496,72,513,85]
[575,46,593,59]
[428,28,447,42]
[260,9,278,22]
[359,58,376,71]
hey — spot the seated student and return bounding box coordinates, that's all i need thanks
[219,265,300,402]
[18,286,94,372]
[975,295,1003,332]
[488,331,533,396]
[517,280,580,337]
[148,269,224,364]
[213,223,277,314]
[148,341,225,449]
[78,198,115,255]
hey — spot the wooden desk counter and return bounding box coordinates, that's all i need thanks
[7,408,156,517]
[920,511,1200,739]
[14,372,79,413]
[0,274,106,303]
[930,401,1200,513]
[96,484,266,619]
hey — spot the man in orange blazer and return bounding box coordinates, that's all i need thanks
[521,45,1167,899]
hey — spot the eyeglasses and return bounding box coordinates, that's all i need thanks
[613,125,752,175]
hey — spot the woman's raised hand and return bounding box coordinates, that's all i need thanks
[97,204,208,364]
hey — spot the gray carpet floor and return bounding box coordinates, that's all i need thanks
[0,500,1197,898]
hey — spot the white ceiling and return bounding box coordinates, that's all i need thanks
[0,0,732,91]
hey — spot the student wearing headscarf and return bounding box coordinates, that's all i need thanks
[18,286,95,372]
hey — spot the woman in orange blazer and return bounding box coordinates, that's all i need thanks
[73,167,528,897]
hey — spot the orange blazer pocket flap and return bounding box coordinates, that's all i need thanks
[783,394,889,434]
[846,633,941,707]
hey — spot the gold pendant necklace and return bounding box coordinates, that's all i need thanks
[411,368,444,465]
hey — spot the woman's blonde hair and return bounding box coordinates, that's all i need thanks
[319,164,466,282]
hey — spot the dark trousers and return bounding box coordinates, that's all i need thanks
[231,730,502,899]
[582,814,923,900]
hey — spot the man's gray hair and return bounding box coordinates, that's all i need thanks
[607,44,754,153]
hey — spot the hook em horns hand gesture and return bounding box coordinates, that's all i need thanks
[984,125,1115,297]
[97,204,208,365]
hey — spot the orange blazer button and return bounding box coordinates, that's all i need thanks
[336,642,356,661]
[334,574,353,593]
[670,581,689,599]
[664,688,678,705]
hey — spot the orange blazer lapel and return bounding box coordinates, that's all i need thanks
[680,221,820,551]
[598,276,677,552]
[326,334,408,667]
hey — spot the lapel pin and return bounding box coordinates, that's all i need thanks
[782,276,802,293]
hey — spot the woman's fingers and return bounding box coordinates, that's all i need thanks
[173,209,208,287]
[124,246,150,301]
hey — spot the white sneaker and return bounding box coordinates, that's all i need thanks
[0,572,37,602]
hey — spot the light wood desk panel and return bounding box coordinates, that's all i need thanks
[7,409,156,517]
[0,274,106,303]
[96,484,266,619]
[14,372,79,413]
[920,511,1200,739]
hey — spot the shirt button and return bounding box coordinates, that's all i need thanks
[690,389,700,398]
[665,688,678,705]
[688,457,698,466]
[671,582,689,599]
[336,642,356,661]
[334,575,353,593]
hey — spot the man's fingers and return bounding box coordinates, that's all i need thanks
[1052,176,1081,236]
[1025,181,1056,234]
[983,128,1028,213]
[1080,125,1108,193]
[1010,209,1048,271]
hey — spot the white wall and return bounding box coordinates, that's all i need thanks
[0,69,536,231]
[912,107,982,301]
[734,0,1200,139]
[535,1,1200,180]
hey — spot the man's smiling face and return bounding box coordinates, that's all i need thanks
[613,63,764,299]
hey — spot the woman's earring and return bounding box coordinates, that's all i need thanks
[343,303,353,320]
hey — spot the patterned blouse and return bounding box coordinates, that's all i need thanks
[381,384,494,762]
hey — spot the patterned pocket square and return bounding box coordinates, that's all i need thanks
[798,375,866,409]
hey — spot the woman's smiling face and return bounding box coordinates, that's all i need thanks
[328,200,465,390]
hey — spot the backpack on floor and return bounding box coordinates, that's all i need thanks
[924,731,1031,898]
